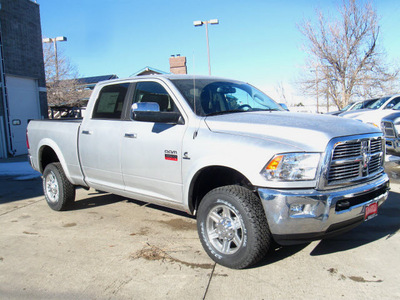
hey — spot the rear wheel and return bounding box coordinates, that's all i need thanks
[42,163,75,211]
[197,185,271,269]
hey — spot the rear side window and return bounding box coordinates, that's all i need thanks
[92,83,129,119]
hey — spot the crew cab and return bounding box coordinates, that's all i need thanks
[27,75,390,269]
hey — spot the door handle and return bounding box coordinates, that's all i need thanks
[82,130,92,135]
[124,133,137,139]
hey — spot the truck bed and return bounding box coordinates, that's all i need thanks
[27,119,85,186]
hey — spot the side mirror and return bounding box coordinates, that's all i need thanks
[132,102,160,112]
[386,103,395,109]
[131,102,184,124]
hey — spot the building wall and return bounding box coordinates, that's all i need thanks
[0,0,47,116]
[0,0,47,157]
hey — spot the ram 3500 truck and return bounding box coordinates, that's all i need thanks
[27,75,390,269]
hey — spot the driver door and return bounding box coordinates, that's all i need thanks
[120,80,187,204]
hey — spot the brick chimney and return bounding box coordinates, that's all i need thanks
[169,55,187,74]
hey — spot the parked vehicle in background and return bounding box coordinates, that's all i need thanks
[340,95,400,128]
[326,98,377,116]
[27,75,389,269]
[381,112,400,155]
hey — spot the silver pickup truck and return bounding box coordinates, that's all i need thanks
[27,75,389,269]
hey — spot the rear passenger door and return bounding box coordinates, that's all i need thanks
[79,82,130,191]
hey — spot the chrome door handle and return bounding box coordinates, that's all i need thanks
[124,133,137,139]
[82,130,92,135]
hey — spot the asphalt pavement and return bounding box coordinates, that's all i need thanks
[0,156,399,299]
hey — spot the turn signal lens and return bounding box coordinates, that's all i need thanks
[266,155,283,170]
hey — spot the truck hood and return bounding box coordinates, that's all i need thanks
[204,111,381,152]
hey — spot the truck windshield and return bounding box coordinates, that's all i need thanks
[171,79,284,116]
[369,96,390,109]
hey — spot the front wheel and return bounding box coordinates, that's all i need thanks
[197,185,271,269]
[42,162,75,211]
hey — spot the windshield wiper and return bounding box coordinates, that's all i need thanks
[206,110,247,117]
[252,108,280,112]
[206,108,280,117]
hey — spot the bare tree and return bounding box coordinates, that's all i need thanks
[274,81,288,104]
[298,0,399,110]
[43,42,89,107]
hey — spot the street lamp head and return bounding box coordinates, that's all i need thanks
[193,20,203,26]
[209,19,219,25]
[43,36,67,43]
[55,36,67,42]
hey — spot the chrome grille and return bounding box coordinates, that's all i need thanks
[327,137,384,185]
[381,121,396,138]
[332,142,361,159]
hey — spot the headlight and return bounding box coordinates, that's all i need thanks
[394,124,400,135]
[260,153,321,181]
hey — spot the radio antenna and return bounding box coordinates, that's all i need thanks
[192,50,197,115]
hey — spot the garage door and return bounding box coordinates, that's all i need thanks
[6,76,41,156]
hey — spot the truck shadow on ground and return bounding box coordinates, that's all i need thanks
[0,176,43,204]
[70,191,125,210]
[254,190,400,267]
[71,190,195,219]
[254,244,310,268]
[70,189,399,267]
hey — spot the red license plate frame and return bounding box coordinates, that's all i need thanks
[365,202,378,220]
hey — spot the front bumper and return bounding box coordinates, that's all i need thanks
[258,174,390,245]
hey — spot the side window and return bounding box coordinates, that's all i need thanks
[92,83,129,119]
[133,81,178,112]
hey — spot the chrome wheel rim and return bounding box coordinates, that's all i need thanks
[206,203,244,255]
[45,171,59,203]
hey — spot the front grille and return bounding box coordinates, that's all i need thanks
[332,142,361,159]
[381,121,396,138]
[327,137,384,186]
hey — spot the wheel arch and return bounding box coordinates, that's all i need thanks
[37,139,71,181]
[188,165,255,215]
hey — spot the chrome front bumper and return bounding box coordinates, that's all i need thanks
[258,174,390,245]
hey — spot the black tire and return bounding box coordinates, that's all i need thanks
[42,162,75,211]
[197,185,271,269]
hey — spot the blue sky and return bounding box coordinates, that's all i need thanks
[38,0,400,104]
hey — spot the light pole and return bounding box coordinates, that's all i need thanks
[193,19,219,75]
[42,36,67,81]
[310,67,320,113]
